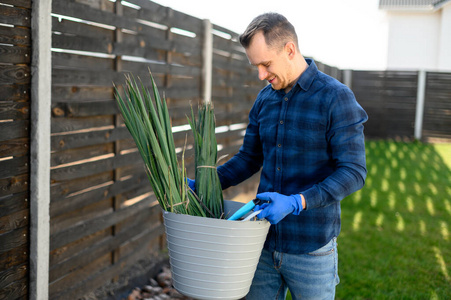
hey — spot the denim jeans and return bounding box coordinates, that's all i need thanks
[246,237,339,300]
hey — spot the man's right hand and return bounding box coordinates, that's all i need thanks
[186,178,195,193]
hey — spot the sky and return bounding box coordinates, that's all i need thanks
[152,0,389,70]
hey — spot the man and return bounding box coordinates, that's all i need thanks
[216,12,368,300]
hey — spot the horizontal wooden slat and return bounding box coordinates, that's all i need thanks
[51,115,114,134]
[0,0,31,9]
[0,101,30,120]
[0,25,30,46]
[0,84,29,102]
[0,209,28,235]
[0,226,27,253]
[0,264,27,291]
[0,137,29,158]
[0,5,31,27]
[49,203,160,283]
[50,223,164,300]
[0,192,28,218]
[0,156,28,179]
[50,151,141,181]
[52,0,138,31]
[50,194,152,250]
[50,171,148,217]
[52,16,114,40]
[0,276,27,300]
[0,174,28,198]
[0,45,30,64]
[0,65,30,85]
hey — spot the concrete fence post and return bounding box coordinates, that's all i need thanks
[415,70,427,140]
[343,69,353,89]
[30,0,52,299]
[202,19,213,105]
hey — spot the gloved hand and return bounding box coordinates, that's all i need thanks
[186,178,195,193]
[254,192,303,224]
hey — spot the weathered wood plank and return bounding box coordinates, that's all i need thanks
[0,101,30,120]
[50,171,147,217]
[51,127,130,151]
[0,226,27,253]
[0,276,27,300]
[52,85,114,102]
[51,143,114,167]
[51,198,113,235]
[0,25,30,46]
[0,174,28,198]
[52,100,119,118]
[52,33,113,54]
[49,204,160,282]
[0,84,29,102]
[0,264,27,291]
[0,65,30,85]
[50,151,141,181]
[0,45,30,64]
[49,226,112,266]
[0,209,28,235]
[124,0,202,35]
[51,115,114,134]
[50,194,151,250]
[52,68,119,86]
[0,156,28,179]
[52,0,138,31]
[52,16,114,40]
[0,137,29,158]
[0,192,28,218]
[0,5,31,27]
[50,170,113,200]
[51,223,164,300]
[0,0,31,9]
[52,52,114,71]
[50,251,112,297]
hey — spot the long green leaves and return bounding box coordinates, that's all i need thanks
[188,104,224,219]
[114,72,223,218]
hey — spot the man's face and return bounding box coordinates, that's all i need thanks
[245,31,293,91]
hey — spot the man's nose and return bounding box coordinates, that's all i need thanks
[258,66,268,81]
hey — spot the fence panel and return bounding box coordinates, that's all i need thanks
[211,25,265,199]
[0,1,31,299]
[352,70,418,140]
[423,72,451,142]
[48,0,204,298]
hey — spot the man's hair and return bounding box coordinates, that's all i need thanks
[239,12,299,51]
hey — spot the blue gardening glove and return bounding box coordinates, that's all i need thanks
[186,178,196,193]
[254,192,303,224]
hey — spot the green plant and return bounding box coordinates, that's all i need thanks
[114,72,223,218]
[189,104,224,219]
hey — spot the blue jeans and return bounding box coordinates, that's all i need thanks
[246,238,339,300]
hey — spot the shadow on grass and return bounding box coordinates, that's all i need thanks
[336,140,451,299]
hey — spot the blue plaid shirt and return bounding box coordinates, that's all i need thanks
[217,59,368,254]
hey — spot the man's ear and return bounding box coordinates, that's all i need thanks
[285,41,296,59]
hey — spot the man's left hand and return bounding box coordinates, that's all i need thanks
[254,192,304,224]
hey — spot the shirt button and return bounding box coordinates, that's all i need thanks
[278,144,281,147]
[284,97,288,101]
[279,120,284,124]
[277,167,281,171]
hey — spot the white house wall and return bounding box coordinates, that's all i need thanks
[438,4,451,71]
[386,11,441,70]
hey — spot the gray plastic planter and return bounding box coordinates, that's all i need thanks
[163,200,270,300]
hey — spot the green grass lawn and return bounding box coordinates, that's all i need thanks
[289,140,451,299]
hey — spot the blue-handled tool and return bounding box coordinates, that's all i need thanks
[227,199,267,221]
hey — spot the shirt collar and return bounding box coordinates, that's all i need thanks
[296,58,317,92]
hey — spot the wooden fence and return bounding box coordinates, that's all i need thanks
[0,0,31,299]
[1,0,451,299]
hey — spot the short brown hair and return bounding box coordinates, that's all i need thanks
[239,13,299,51]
